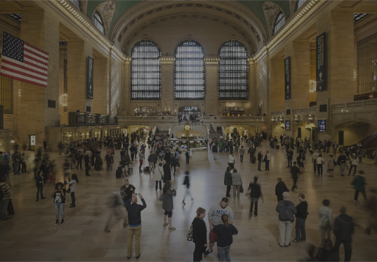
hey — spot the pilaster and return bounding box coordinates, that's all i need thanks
[204,57,219,116]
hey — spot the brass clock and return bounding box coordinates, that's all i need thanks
[184,124,191,131]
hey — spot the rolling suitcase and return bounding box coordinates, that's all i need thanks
[143,166,150,173]
[116,167,122,178]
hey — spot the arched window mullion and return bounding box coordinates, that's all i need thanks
[92,11,105,34]
[218,40,248,100]
[131,41,161,100]
[273,12,285,35]
[174,41,205,100]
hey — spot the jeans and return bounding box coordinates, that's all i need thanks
[313,160,317,172]
[279,221,293,246]
[127,225,142,257]
[139,160,143,171]
[292,178,297,191]
[218,245,231,262]
[354,190,367,201]
[54,203,65,220]
[319,226,332,247]
[240,155,243,162]
[0,198,9,220]
[226,185,231,197]
[334,240,352,262]
[76,161,82,170]
[250,197,259,215]
[258,161,262,170]
[265,160,270,170]
[349,165,357,175]
[13,162,19,175]
[36,186,44,200]
[233,185,240,200]
[295,218,306,241]
[71,192,76,206]
[21,161,27,172]
[340,163,345,176]
[317,164,323,176]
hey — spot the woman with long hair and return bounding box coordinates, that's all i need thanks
[161,181,176,230]
[51,182,66,226]
[213,214,238,262]
[65,174,79,208]
[192,207,207,262]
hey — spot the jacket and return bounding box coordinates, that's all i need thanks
[208,202,234,226]
[295,201,308,219]
[125,198,147,226]
[148,154,157,163]
[248,183,261,198]
[275,181,289,197]
[291,166,300,180]
[327,158,335,169]
[333,214,354,241]
[231,172,242,186]
[276,199,297,222]
[224,171,232,186]
[353,175,366,192]
[153,165,164,181]
[162,189,176,211]
[192,217,207,245]
[163,163,171,182]
[213,224,238,247]
[257,152,263,161]
[319,206,332,227]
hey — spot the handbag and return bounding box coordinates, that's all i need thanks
[186,221,194,241]
[240,185,244,193]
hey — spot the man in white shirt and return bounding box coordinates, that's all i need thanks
[316,154,324,176]
[228,153,235,169]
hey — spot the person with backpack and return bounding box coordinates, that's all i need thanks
[319,199,333,247]
[65,174,78,208]
[0,176,11,220]
[192,207,207,262]
[182,171,194,205]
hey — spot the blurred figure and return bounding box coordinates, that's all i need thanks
[0,176,11,220]
[365,188,377,235]
[333,206,354,262]
[352,170,367,202]
[319,199,333,248]
[35,171,46,201]
[104,194,124,233]
[182,171,194,206]
[316,238,339,261]
[275,178,289,203]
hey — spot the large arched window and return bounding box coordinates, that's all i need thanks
[92,11,105,34]
[174,41,205,100]
[218,40,249,100]
[131,41,161,99]
[273,12,285,35]
[295,0,307,11]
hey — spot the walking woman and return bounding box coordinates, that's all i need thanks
[52,182,66,225]
[153,162,164,190]
[192,207,207,262]
[160,181,176,230]
[213,214,238,262]
[35,170,46,201]
[319,199,332,247]
[348,153,358,176]
[65,174,78,208]
[327,154,335,177]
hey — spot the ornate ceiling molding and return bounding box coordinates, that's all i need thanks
[110,1,268,51]
[121,13,257,56]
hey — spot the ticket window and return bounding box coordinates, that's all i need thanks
[29,135,36,151]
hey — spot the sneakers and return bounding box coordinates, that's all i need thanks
[163,223,169,226]
[168,226,176,230]
[55,220,59,226]
[60,219,64,226]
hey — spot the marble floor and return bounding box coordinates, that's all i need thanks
[1,141,377,261]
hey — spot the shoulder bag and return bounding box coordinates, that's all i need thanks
[186,220,194,241]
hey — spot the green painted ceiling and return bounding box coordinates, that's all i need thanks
[86,0,291,32]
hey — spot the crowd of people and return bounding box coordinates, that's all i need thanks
[0,130,376,262]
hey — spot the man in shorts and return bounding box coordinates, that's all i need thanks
[204,197,234,255]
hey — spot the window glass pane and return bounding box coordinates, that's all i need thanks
[131,41,161,99]
[296,0,307,11]
[92,12,105,34]
[273,12,285,35]
[0,75,13,114]
[218,40,249,100]
[69,0,80,9]
[174,41,205,100]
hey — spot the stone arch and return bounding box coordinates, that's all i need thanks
[262,1,285,37]
[92,1,116,37]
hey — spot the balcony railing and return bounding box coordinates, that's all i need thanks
[333,99,377,111]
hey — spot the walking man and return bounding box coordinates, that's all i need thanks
[333,206,354,262]
[125,193,147,259]
[182,171,194,205]
[264,151,270,170]
[239,146,245,163]
[257,151,263,171]
[276,192,297,247]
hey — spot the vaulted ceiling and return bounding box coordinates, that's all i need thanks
[86,0,291,33]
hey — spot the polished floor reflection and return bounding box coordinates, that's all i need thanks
[1,142,377,261]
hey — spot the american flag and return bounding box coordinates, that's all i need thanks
[1,31,49,87]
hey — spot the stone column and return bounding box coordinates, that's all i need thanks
[18,6,59,148]
[248,58,257,116]
[204,57,219,116]
[67,40,86,113]
[160,57,175,114]
[93,56,108,115]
